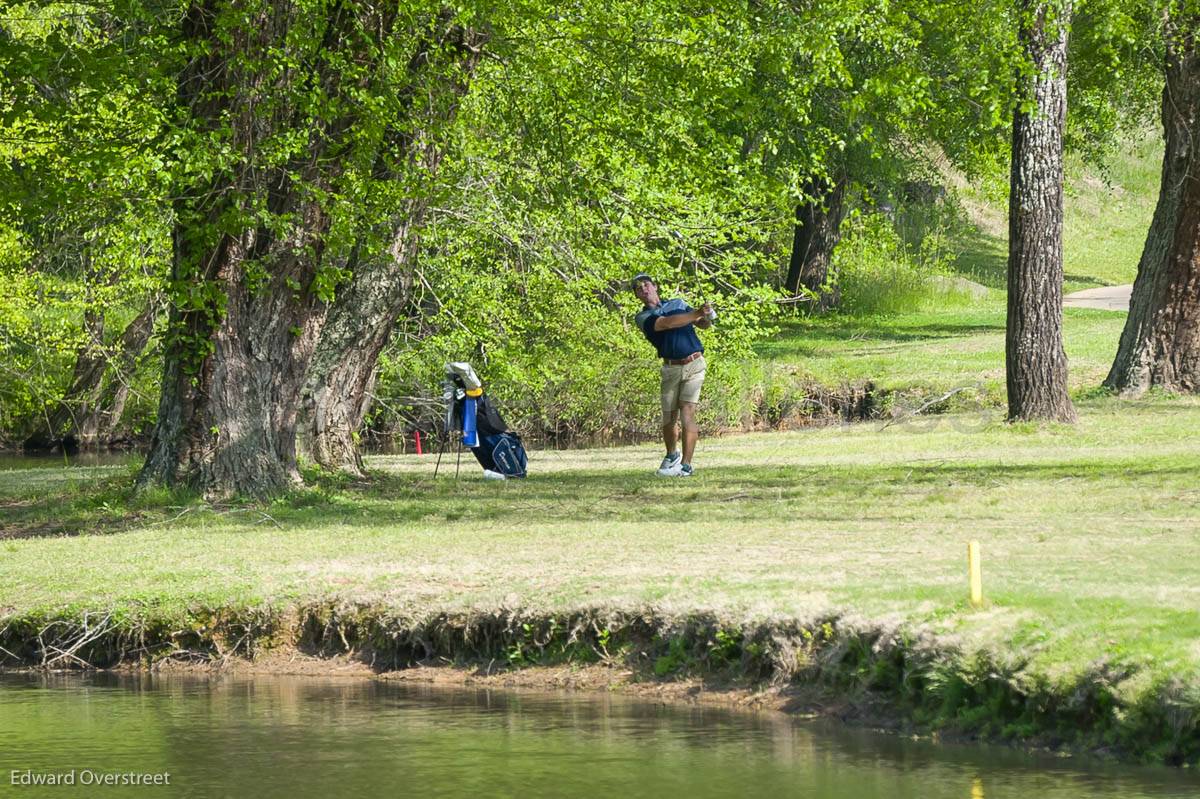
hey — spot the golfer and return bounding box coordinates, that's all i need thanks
[631,273,713,477]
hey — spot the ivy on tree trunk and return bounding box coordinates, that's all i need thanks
[138,1,470,498]
[299,23,485,475]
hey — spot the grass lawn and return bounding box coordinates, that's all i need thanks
[748,132,1160,407]
[1063,134,1162,291]
[756,305,1128,406]
[2,395,1199,696]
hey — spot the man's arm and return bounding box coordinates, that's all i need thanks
[653,309,706,332]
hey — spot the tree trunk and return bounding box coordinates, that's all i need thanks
[138,0,379,497]
[47,299,158,447]
[25,282,158,453]
[1006,0,1077,423]
[1105,13,1200,395]
[139,227,329,497]
[300,25,485,475]
[138,3,485,495]
[300,229,418,475]
[785,175,848,311]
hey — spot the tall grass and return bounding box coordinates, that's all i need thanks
[834,212,980,315]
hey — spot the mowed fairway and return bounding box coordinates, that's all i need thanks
[2,395,1199,686]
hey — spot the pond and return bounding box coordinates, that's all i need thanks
[0,452,139,471]
[0,674,1195,798]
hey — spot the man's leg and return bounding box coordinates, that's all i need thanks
[660,364,682,460]
[679,402,698,465]
[677,356,705,471]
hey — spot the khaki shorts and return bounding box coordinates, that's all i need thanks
[660,354,706,419]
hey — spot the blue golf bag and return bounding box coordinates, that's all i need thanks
[467,395,527,478]
[443,364,528,478]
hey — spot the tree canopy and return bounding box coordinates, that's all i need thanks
[0,0,1188,493]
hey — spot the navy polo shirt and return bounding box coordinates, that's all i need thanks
[635,298,704,360]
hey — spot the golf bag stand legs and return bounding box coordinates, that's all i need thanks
[432,430,464,481]
[434,430,447,478]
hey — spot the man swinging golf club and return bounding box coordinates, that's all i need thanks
[631,273,713,477]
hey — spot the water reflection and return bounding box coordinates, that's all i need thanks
[0,673,1194,798]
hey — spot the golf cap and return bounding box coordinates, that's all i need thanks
[630,273,654,290]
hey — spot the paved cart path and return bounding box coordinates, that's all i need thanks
[1063,284,1132,311]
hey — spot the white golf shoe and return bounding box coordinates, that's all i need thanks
[656,451,683,476]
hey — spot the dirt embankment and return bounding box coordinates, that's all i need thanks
[1,604,1196,765]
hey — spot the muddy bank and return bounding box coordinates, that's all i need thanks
[0,604,1195,765]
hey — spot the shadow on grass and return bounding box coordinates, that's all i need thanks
[949,224,1007,289]
[0,471,199,541]
[946,217,1119,292]
[1063,272,1122,288]
[94,456,1200,534]
[5,398,1197,539]
[759,316,1006,359]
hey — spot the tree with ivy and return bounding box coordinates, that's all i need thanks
[122,1,498,496]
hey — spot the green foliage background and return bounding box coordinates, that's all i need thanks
[0,0,1179,448]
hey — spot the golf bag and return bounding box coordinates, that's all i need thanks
[469,395,528,478]
[442,362,528,478]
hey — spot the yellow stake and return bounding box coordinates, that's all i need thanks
[968,540,983,607]
[972,776,985,799]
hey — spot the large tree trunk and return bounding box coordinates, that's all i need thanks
[784,175,848,311]
[1105,13,1200,395]
[1006,0,1077,423]
[300,227,419,475]
[139,2,484,495]
[138,0,382,497]
[139,225,329,497]
[300,25,485,475]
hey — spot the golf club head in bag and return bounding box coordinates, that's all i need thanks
[445,362,482,392]
[444,362,483,447]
